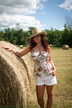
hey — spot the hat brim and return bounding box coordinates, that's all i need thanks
[29,31,47,39]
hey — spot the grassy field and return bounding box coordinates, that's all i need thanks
[26,47,72,108]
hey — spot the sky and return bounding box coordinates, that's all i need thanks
[0,0,72,31]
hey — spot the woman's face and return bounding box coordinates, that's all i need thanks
[33,35,41,43]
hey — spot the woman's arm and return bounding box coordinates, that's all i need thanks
[15,44,30,57]
[48,45,56,76]
[2,44,31,57]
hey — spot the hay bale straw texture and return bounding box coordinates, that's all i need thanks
[0,41,33,108]
[62,45,69,50]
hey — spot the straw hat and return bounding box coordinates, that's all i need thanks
[29,28,47,39]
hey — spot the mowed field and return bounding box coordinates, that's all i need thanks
[26,47,72,108]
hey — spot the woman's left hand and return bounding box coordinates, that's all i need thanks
[51,68,56,76]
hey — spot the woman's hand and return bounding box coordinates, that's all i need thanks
[2,46,13,51]
[51,68,56,76]
[2,46,21,57]
[2,46,16,54]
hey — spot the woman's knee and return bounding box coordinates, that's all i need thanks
[37,97,44,103]
[48,93,54,99]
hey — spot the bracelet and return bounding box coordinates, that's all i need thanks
[11,50,16,54]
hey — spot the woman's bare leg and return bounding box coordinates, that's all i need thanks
[46,85,54,108]
[36,85,45,108]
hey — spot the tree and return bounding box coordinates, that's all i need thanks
[60,24,72,47]
[4,28,13,42]
[46,28,55,45]
[53,29,63,47]
[23,31,31,45]
[28,27,36,34]
[16,29,25,45]
[0,31,4,41]
[15,23,20,31]
[65,10,72,31]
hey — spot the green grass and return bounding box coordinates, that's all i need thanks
[26,47,72,108]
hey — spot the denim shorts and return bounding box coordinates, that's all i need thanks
[36,75,57,86]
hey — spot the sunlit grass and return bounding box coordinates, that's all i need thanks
[26,47,72,108]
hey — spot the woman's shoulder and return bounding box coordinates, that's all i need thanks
[26,44,31,50]
[47,44,50,49]
[47,44,50,53]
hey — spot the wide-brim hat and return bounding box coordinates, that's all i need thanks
[29,28,47,39]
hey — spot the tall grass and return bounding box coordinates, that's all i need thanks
[27,47,72,108]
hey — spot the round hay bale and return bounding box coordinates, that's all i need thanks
[0,41,33,108]
[62,45,69,50]
[50,44,53,47]
[20,45,23,49]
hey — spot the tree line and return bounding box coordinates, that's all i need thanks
[0,24,72,47]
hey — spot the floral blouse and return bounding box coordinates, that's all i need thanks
[30,49,53,78]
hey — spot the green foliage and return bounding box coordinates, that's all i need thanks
[0,25,72,47]
[0,31,4,41]
[60,24,72,47]
[45,28,63,47]
[28,27,36,34]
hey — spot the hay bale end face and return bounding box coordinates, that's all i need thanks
[0,41,33,107]
[62,45,69,50]
[20,45,23,49]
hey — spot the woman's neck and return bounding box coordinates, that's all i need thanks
[36,42,42,48]
[36,42,43,52]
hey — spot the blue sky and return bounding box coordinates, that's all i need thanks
[34,0,72,30]
[0,0,72,31]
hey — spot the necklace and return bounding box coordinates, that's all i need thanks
[36,45,43,52]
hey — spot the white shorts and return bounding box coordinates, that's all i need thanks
[36,75,57,86]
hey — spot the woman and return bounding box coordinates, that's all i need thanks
[3,28,57,108]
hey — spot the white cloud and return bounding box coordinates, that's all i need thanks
[0,0,47,30]
[0,13,45,30]
[0,0,43,15]
[42,0,48,1]
[59,0,72,11]
[59,27,64,31]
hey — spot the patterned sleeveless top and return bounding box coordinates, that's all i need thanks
[30,46,52,77]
